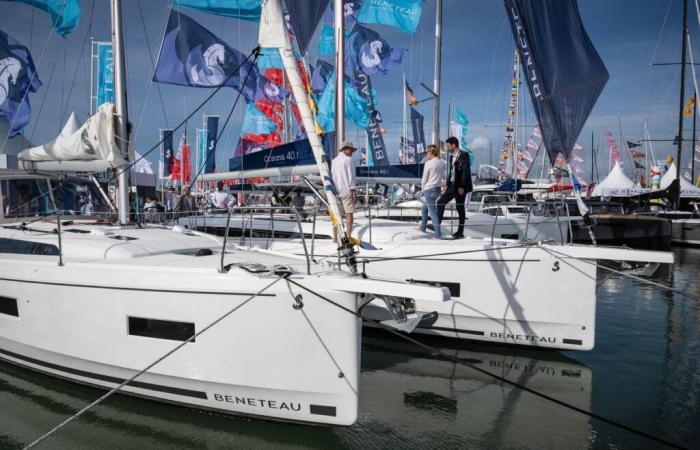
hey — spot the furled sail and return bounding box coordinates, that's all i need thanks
[504,0,609,164]
[18,103,127,170]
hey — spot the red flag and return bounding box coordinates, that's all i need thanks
[243,132,282,146]
[181,143,191,184]
[264,68,284,86]
[255,100,284,128]
[170,157,181,180]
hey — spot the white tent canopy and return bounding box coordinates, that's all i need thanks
[660,163,700,198]
[592,162,643,197]
[18,103,128,171]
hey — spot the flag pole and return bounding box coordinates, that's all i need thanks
[111,0,130,225]
[334,0,345,144]
[692,89,697,182]
[431,0,442,146]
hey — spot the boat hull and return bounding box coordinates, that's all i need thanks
[0,260,362,425]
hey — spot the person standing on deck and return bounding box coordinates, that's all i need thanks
[437,136,473,239]
[211,181,236,212]
[420,144,446,239]
[331,140,358,242]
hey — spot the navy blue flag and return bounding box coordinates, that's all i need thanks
[205,116,218,173]
[161,129,174,177]
[410,106,426,156]
[285,0,330,54]
[345,24,405,76]
[154,10,259,102]
[0,31,41,138]
[504,0,608,164]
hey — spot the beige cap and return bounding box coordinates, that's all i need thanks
[339,140,357,152]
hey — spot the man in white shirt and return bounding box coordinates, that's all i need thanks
[211,181,236,212]
[331,140,358,241]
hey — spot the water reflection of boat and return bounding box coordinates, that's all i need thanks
[355,330,593,448]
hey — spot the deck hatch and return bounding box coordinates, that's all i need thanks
[128,316,195,342]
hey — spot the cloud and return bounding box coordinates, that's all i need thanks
[469,136,490,150]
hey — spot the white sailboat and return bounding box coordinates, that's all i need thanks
[0,0,449,427]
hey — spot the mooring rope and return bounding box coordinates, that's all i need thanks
[23,275,284,449]
[285,277,688,450]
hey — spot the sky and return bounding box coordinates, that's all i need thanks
[0,0,696,182]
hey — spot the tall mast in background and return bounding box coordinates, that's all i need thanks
[675,0,689,207]
[111,0,130,225]
[431,0,442,146]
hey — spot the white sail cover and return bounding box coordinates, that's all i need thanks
[18,103,126,167]
[660,163,700,198]
[592,162,640,196]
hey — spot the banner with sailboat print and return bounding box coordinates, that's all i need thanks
[154,10,259,102]
[0,30,41,137]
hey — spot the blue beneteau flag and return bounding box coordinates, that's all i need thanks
[172,0,262,22]
[410,106,426,155]
[345,24,405,76]
[154,10,259,102]
[316,70,369,132]
[1,0,81,36]
[205,115,218,173]
[0,31,41,137]
[161,129,175,177]
[504,0,608,164]
[358,0,423,33]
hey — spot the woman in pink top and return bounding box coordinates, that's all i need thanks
[420,145,446,238]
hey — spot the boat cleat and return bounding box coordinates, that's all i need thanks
[373,295,439,333]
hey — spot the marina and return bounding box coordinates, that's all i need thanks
[0,0,699,448]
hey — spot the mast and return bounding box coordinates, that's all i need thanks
[590,131,594,183]
[693,89,697,182]
[676,0,689,207]
[431,0,442,146]
[334,0,345,144]
[111,0,130,225]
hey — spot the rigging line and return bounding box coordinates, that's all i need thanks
[136,0,171,130]
[58,0,97,126]
[23,275,285,450]
[28,43,62,141]
[539,246,700,303]
[285,277,688,450]
[358,242,538,264]
[0,0,70,153]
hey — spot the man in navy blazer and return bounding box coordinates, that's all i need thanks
[437,136,473,239]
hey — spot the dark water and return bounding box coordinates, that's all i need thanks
[1,249,699,449]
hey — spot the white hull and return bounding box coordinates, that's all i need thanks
[0,224,445,425]
[182,214,671,350]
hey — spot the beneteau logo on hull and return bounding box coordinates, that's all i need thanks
[490,331,556,344]
[213,394,302,412]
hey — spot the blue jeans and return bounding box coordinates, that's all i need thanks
[420,187,441,238]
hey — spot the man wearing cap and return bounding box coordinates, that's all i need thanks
[331,140,358,241]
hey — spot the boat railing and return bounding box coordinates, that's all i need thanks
[217,205,313,275]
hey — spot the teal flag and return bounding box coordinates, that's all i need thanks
[358,0,423,34]
[455,107,475,165]
[316,71,369,132]
[3,0,81,36]
[318,25,334,57]
[172,0,262,21]
[95,42,113,110]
